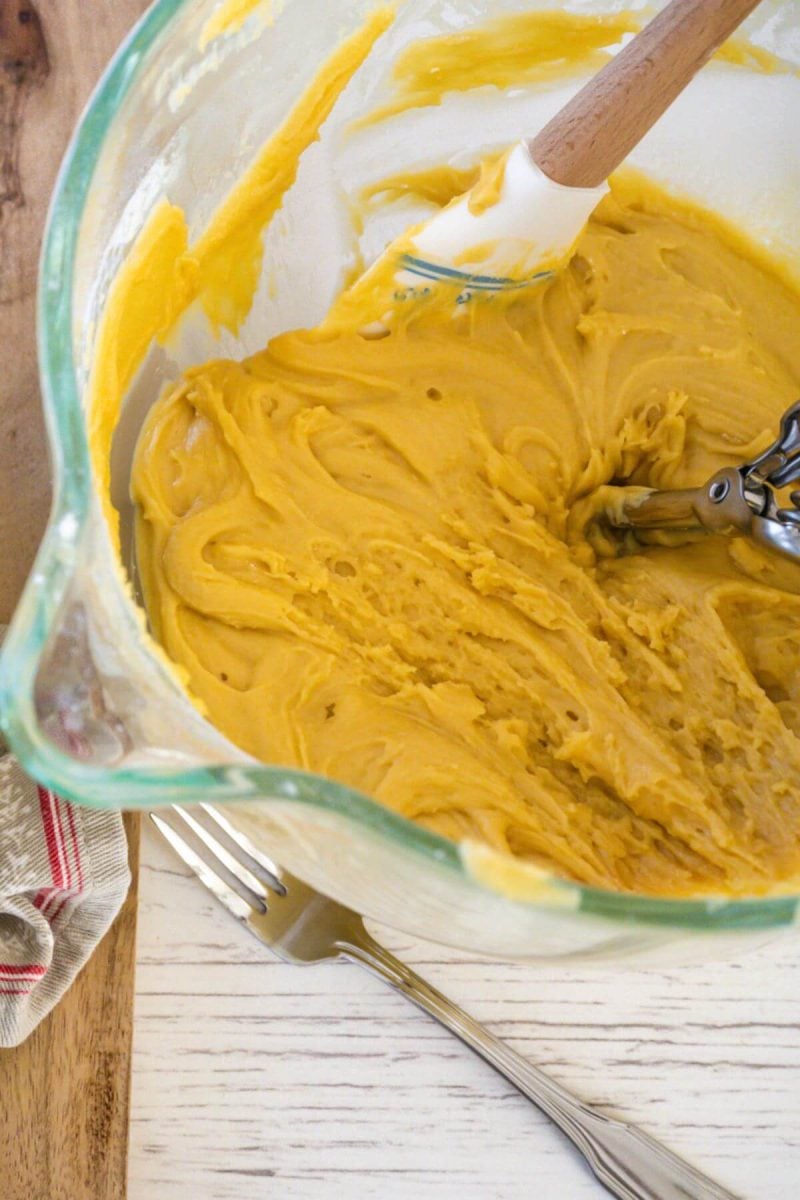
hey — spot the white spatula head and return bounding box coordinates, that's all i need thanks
[396,142,607,300]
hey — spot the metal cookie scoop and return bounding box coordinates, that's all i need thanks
[614,402,800,565]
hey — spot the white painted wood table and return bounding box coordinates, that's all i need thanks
[130,821,800,1200]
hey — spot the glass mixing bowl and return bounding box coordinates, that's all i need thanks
[2,0,799,962]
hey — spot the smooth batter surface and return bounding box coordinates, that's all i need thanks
[133,172,800,899]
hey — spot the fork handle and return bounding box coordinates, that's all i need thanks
[339,934,740,1200]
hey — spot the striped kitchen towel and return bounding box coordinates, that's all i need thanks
[0,721,130,1047]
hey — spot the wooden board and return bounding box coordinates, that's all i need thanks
[0,3,148,1198]
[0,814,140,1200]
[0,0,150,622]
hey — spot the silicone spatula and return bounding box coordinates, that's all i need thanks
[351,0,763,324]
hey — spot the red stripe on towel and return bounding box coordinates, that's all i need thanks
[64,800,85,892]
[38,786,65,890]
[0,964,47,978]
[33,789,84,926]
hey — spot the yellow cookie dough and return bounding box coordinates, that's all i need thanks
[89,6,394,545]
[132,171,800,899]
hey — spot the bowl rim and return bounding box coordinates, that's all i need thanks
[0,0,797,935]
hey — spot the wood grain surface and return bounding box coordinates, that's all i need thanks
[0,3,147,1199]
[0,0,149,623]
[0,814,140,1200]
[132,823,800,1200]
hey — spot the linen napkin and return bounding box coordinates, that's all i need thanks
[0,629,130,1047]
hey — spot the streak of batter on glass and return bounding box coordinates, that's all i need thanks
[127,9,800,900]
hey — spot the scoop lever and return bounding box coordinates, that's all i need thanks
[615,402,800,565]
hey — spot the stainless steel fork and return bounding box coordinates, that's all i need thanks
[151,805,740,1200]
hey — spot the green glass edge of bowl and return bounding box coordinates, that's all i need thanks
[0,0,796,936]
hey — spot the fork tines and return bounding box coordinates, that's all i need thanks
[150,805,283,924]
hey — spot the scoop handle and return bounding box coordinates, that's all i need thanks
[529,0,763,188]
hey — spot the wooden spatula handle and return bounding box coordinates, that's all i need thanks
[529,0,763,188]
